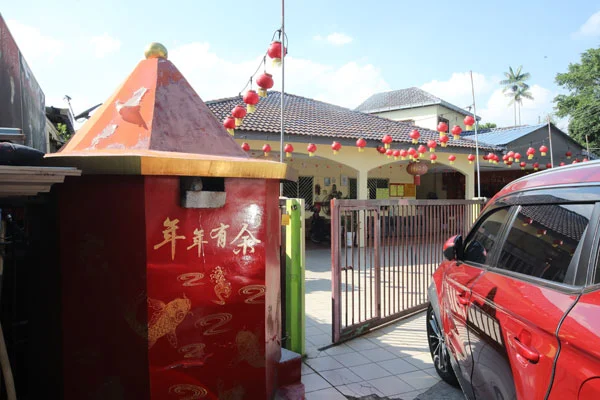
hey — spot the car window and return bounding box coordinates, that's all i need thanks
[495,204,594,285]
[463,207,510,265]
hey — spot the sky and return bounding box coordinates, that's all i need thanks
[2,1,600,131]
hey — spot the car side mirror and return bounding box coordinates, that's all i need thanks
[443,235,463,261]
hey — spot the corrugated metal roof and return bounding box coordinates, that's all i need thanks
[462,124,547,146]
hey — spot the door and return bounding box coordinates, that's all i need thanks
[442,206,511,398]
[468,203,595,399]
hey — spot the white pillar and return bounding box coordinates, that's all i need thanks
[357,168,369,246]
[464,169,475,199]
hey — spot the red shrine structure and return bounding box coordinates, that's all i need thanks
[46,43,300,399]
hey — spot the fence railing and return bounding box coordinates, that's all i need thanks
[331,199,485,343]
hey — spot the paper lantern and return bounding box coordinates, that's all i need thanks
[393,149,401,160]
[406,161,428,185]
[464,115,475,130]
[437,122,448,138]
[468,154,475,164]
[231,105,247,126]
[331,141,342,155]
[262,143,271,157]
[399,149,408,160]
[223,116,236,136]
[520,161,526,170]
[546,163,552,169]
[243,90,260,113]
[356,138,367,152]
[533,162,539,171]
[566,151,572,159]
[430,153,438,164]
[448,154,456,164]
[256,73,274,97]
[451,125,462,140]
[427,140,437,153]
[507,151,515,162]
[386,148,393,159]
[284,144,294,158]
[540,145,548,156]
[514,152,522,161]
[267,41,287,67]
[439,135,449,147]
[307,143,317,157]
[559,162,565,166]
[382,134,393,149]
[409,130,420,144]
[527,147,536,160]
[418,145,427,158]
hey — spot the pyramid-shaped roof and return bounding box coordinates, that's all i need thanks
[46,44,294,181]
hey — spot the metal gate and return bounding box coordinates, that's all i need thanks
[331,199,485,343]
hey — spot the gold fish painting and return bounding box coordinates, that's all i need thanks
[147,295,192,349]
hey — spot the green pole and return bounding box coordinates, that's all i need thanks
[285,198,305,355]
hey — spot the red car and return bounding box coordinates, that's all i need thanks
[428,160,600,399]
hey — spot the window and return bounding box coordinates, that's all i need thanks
[282,176,314,210]
[463,208,510,265]
[368,178,389,199]
[496,204,594,285]
[438,116,450,127]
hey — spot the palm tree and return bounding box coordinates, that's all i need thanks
[500,66,532,126]
[510,85,534,126]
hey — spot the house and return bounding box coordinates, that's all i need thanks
[206,91,500,207]
[355,87,478,131]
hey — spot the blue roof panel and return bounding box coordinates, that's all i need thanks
[462,124,546,146]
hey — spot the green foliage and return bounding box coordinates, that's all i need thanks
[55,122,72,143]
[554,47,600,152]
[500,65,533,125]
[477,122,497,130]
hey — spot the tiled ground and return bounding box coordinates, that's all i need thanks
[302,243,463,399]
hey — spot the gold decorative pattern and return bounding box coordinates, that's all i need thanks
[178,343,206,359]
[238,285,266,304]
[153,217,186,260]
[194,313,233,336]
[148,295,192,348]
[168,384,207,399]
[210,267,231,305]
[177,272,205,287]
[236,330,265,368]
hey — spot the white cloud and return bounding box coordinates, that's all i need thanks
[170,41,388,109]
[90,33,121,58]
[6,19,64,62]
[421,72,495,110]
[573,11,600,38]
[314,32,353,46]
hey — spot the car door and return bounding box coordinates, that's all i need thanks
[467,202,596,400]
[548,202,600,400]
[442,206,511,398]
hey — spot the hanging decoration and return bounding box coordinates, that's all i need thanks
[241,142,250,152]
[430,153,438,164]
[527,147,536,160]
[514,152,522,162]
[533,162,539,171]
[331,141,342,155]
[232,105,247,126]
[356,138,367,152]
[376,146,386,154]
[464,115,475,130]
[566,151,572,159]
[553,239,564,248]
[536,229,547,237]
[399,149,408,160]
[560,162,565,166]
[539,145,548,156]
[546,163,552,169]
[284,143,294,158]
[262,143,271,157]
[307,143,317,157]
[437,122,448,139]
[448,154,456,165]
[409,130,420,144]
[507,151,515,162]
[382,134,393,149]
[520,161,527,170]
[386,148,394,159]
[393,149,401,160]
[427,140,437,152]
[522,217,533,226]
[482,154,489,161]
[451,125,462,140]
[267,40,287,67]
[439,135,449,148]
[502,154,509,164]
[243,90,260,113]
[223,116,236,135]
[418,145,427,158]
[256,73,274,97]
[468,154,475,164]
[406,162,428,185]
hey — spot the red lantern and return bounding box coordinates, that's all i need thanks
[408,147,417,157]
[409,130,420,144]
[377,146,386,154]
[231,105,247,126]
[439,135,449,147]
[262,143,271,157]
[559,162,565,166]
[502,154,509,164]
[382,134,393,149]
[448,154,456,164]
[464,115,475,130]
[356,138,367,152]
[514,152,522,161]
[284,143,294,158]
[583,158,589,162]
[533,162,539,171]
[386,148,393,159]
[223,116,236,135]
[482,154,489,161]
[430,153,438,164]
[427,140,437,153]
[566,151,572,159]
[399,149,408,160]
[553,239,563,248]
[437,122,448,138]
[494,154,500,164]
[256,73,274,97]
[536,229,547,237]
[546,163,552,169]
[406,161,428,185]
[506,151,515,162]
[267,41,287,67]
[539,145,548,156]
[520,161,526,170]
[307,143,317,157]
[527,147,536,160]
[451,125,462,140]
[418,145,427,158]
[573,159,580,164]
[393,149,401,160]
[468,154,475,164]
[522,217,533,226]
[243,90,260,113]
[331,141,342,155]
[241,142,250,152]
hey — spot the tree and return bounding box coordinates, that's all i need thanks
[477,122,497,130]
[554,47,600,152]
[500,66,533,126]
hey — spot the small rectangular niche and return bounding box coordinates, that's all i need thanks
[180,177,226,209]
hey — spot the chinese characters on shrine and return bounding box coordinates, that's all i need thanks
[153,218,261,260]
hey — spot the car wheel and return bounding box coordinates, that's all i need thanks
[427,304,459,387]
